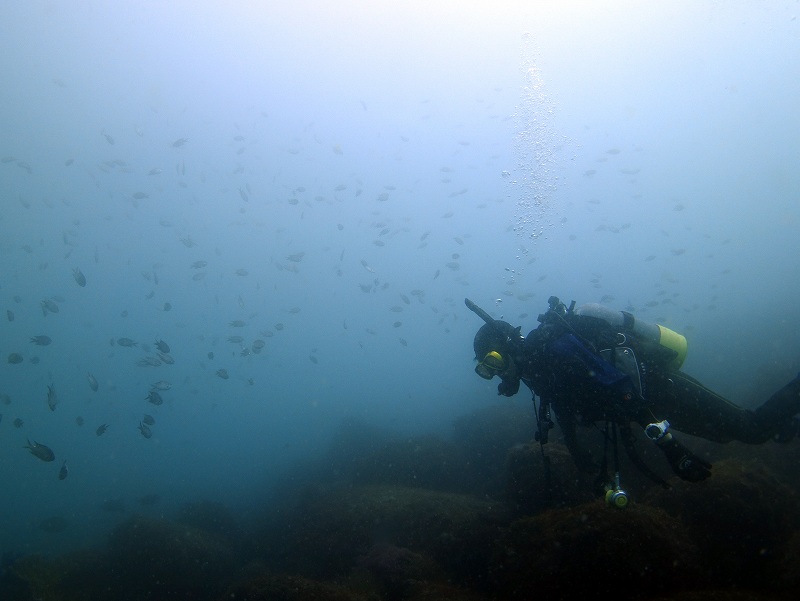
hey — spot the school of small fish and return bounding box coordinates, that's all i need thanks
[0,99,729,523]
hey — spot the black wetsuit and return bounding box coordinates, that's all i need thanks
[515,312,800,474]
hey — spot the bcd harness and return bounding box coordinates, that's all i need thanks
[531,296,674,503]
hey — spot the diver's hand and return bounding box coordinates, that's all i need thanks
[659,436,712,482]
[497,377,520,397]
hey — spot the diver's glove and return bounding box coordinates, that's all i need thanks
[657,434,712,482]
[497,377,520,397]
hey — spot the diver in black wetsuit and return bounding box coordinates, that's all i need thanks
[467,296,800,499]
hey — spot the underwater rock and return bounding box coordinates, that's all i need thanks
[355,541,442,600]
[219,569,378,601]
[6,551,106,601]
[262,484,511,583]
[490,502,703,599]
[176,500,244,550]
[106,514,237,601]
[451,403,537,498]
[505,441,596,513]
[645,458,800,591]
[351,433,474,493]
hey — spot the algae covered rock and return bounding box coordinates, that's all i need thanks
[645,458,800,591]
[490,501,702,599]
[105,514,238,600]
[264,484,512,585]
[219,570,380,601]
[5,550,106,601]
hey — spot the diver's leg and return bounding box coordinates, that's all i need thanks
[647,371,769,443]
[754,373,800,443]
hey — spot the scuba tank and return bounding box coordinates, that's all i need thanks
[575,303,688,371]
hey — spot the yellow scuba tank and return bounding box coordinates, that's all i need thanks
[654,323,687,369]
[575,303,687,370]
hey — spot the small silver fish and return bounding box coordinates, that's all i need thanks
[145,390,163,405]
[137,356,162,367]
[138,421,152,439]
[41,298,60,316]
[25,439,55,462]
[47,385,58,411]
[96,424,109,436]
[151,380,171,391]
[58,460,69,480]
[87,372,99,392]
[72,268,87,287]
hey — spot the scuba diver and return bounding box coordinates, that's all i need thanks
[466,296,800,506]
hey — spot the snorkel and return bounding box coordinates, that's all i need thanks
[464,298,496,326]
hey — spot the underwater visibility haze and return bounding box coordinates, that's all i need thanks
[1,1,799,599]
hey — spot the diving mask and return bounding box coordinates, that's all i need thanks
[475,350,506,380]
